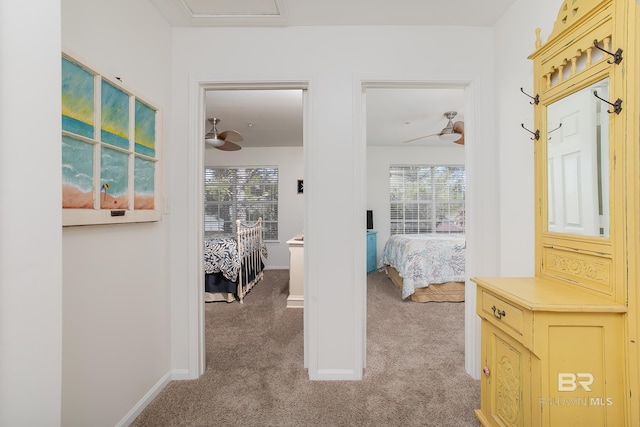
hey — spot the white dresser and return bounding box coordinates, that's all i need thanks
[286,234,304,308]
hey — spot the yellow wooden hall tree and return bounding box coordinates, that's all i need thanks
[473,0,640,425]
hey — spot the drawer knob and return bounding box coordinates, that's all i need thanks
[491,305,506,319]
[483,366,490,377]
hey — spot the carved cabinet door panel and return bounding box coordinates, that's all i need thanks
[481,321,532,427]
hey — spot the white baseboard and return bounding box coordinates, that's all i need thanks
[264,265,289,270]
[115,369,186,426]
[311,369,363,380]
[170,368,192,380]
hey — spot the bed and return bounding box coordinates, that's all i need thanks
[380,234,465,302]
[204,218,266,304]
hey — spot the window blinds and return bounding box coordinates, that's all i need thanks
[389,165,465,235]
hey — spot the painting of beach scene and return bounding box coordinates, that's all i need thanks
[62,53,162,223]
[135,99,156,157]
[101,80,129,150]
[134,99,156,209]
[135,157,155,209]
[100,146,129,209]
[62,57,94,138]
[62,136,95,208]
[62,57,96,209]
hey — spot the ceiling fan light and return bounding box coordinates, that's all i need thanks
[439,132,462,142]
[205,136,225,147]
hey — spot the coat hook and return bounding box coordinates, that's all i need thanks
[521,123,540,140]
[593,39,623,64]
[593,90,623,114]
[520,87,539,105]
[548,123,562,140]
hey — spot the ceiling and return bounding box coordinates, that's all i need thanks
[205,87,464,148]
[150,0,517,27]
[161,0,514,149]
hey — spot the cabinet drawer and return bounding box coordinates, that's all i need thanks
[480,290,524,337]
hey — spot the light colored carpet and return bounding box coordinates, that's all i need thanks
[131,270,479,426]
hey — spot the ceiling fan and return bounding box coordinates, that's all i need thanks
[204,118,243,151]
[404,111,465,145]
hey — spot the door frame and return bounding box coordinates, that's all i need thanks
[187,80,310,376]
[355,77,482,379]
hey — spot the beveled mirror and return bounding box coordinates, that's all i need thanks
[546,77,610,237]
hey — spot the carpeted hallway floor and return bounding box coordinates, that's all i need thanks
[131,270,479,426]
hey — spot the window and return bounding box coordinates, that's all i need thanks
[390,165,465,235]
[61,53,161,225]
[204,167,278,240]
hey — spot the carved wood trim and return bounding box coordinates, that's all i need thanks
[548,0,608,40]
[543,247,613,295]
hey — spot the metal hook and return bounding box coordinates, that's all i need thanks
[593,90,623,114]
[593,39,623,64]
[520,87,539,105]
[521,123,540,140]
[548,123,562,140]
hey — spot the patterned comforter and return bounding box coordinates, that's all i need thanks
[380,234,465,299]
[204,235,240,281]
[204,234,268,282]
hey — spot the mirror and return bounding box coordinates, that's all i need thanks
[546,77,610,237]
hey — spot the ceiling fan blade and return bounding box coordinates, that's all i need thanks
[215,140,242,151]
[452,121,464,145]
[218,130,244,142]
[403,133,439,143]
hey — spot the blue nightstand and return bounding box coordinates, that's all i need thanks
[366,230,377,273]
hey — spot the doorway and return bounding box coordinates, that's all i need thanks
[359,81,480,379]
[191,82,309,376]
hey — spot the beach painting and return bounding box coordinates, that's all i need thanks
[62,57,94,138]
[61,58,98,209]
[135,99,156,157]
[100,146,129,209]
[62,136,95,208]
[134,157,155,209]
[134,99,156,209]
[101,79,129,150]
[62,53,162,223]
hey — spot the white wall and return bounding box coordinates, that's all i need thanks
[170,24,499,379]
[61,0,173,425]
[494,0,560,276]
[367,145,465,260]
[0,1,62,425]
[0,0,570,424]
[205,146,304,268]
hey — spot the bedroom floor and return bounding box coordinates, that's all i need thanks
[132,270,479,426]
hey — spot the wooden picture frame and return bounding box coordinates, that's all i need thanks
[62,52,162,225]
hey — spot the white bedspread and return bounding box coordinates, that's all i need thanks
[380,234,465,299]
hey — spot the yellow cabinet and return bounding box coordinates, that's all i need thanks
[479,321,532,427]
[474,0,640,424]
[474,277,626,427]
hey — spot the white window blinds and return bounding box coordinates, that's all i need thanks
[204,167,278,240]
[390,165,465,235]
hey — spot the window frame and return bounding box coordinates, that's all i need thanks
[62,52,162,226]
[389,164,466,235]
[204,166,279,241]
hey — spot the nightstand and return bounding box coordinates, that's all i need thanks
[366,230,377,273]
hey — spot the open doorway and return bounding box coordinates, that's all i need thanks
[362,82,473,373]
[195,85,307,372]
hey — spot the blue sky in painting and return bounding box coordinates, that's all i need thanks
[135,99,156,157]
[62,58,94,138]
